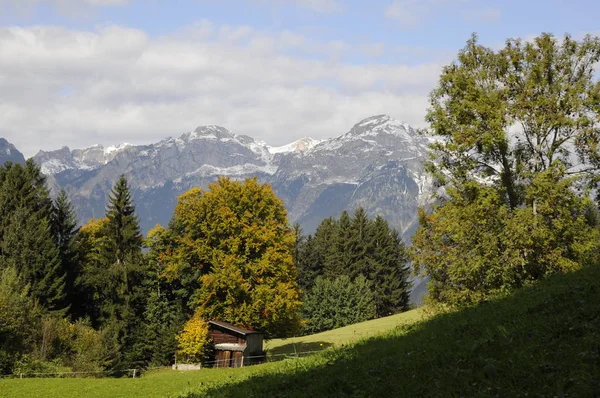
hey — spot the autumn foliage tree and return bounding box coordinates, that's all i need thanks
[160,177,301,338]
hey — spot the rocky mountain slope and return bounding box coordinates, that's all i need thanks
[0,138,25,165]
[33,115,433,240]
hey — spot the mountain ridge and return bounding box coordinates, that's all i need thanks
[32,114,433,242]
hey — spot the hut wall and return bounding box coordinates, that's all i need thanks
[210,329,243,345]
[245,334,264,355]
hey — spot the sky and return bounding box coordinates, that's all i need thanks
[0,0,598,157]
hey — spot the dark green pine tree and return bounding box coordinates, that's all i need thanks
[370,216,411,317]
[346,208,375,280]
[105,175,143,267]
[0,161,66,311]
[101,175,148,368]
[51,189,82,318]
[325,211,354,279]
[296,218,336,292]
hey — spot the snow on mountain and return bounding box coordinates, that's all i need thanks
[104,143,132,156]
[33,115,435,250]
[268,138,323,154]
[34,143,135,175]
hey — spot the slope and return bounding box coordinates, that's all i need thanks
[183,264,600,397]
[264,308,426,358]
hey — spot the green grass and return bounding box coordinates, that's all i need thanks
[181,265,600,397]
[0,305,424,398]
[0,367,264,398]
[264,307,427,357]
[4,265,600,397]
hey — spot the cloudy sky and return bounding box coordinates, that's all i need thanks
[0,0,598,156]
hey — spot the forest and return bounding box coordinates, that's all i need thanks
[0,166,411,375]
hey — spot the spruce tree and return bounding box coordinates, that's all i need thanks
[298,210,411,321]
[51,189,81,317]
[0,161,66,310]
[346,208,374,279]
[103,175,146,367]
[77,175,148,368]
[296,218,336,292]
[325,211,353,279]
[370,216,411,316]
[105,175,143,267]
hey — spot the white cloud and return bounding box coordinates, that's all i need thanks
[0,23,443,157]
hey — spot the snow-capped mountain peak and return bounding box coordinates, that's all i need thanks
[348,114,414,139]
[34,142,134,175]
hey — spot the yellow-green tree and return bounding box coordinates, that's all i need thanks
[176,314,209,363]
[161,177,301,338]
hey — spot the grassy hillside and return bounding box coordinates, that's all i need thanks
[0,308,423,398]
[3,265,600,397]
[264,308,426,357]
[181,265,600,397]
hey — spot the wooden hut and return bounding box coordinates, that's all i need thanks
[208,320,265,368]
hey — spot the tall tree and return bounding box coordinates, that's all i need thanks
[51,189,80,316]
[161,177,301,338]
[426,33,600,206]
[413,33,600,306]
[370,216,411,316]
[296,218,336,292]
[325,211,354,279]
[0,161,65,310]
[298,209,411,325]
[0,267,42,374]
[76,176,148,368]
[104,175,143,267]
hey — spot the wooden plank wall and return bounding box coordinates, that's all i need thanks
[210,329,243,345]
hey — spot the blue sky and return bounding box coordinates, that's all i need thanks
[0,0,598,156]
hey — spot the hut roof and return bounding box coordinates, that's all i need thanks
[209,320,262,337]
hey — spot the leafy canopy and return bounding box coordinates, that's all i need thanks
[412,33,600,306]
[161,177,301,338]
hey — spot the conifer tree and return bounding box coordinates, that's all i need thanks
[51,189,80,316]
[105,175,143,267]
[325,211,353,279]
[0,161,66,310]
[296,218,335,292]
[346,208,374,279]
[77,176,148,368]
[297,209,411,326]
[370,216,410,316]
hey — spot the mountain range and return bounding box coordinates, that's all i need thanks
[2,115,434,302]
[31,115,433,241]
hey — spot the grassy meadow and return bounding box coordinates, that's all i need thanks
[0,309,425,398]
[3,264,600,397]
[186,264,600,397]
